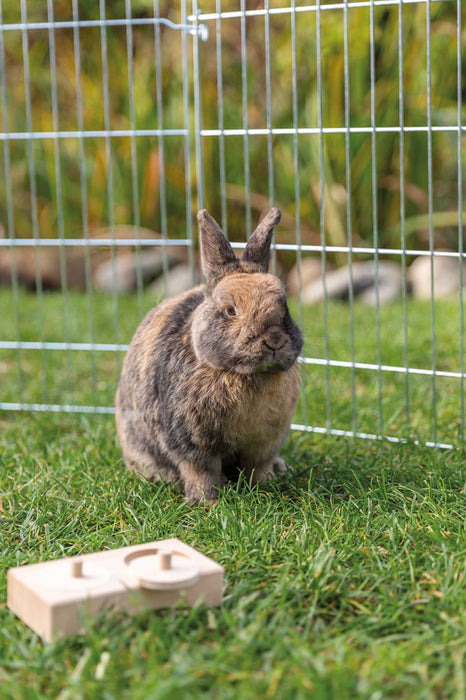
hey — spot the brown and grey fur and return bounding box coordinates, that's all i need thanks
[115,208,303,503]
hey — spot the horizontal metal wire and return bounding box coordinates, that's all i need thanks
[0,17,207,37]
[268,246,466,258]
[0,1,445,32]
[200,126,464,136]
[0,400,454,449]
[0,401,114,414]
[0,341,129,351]
[0,238,463,260]
[0,125,461,141]
[0,341,463,381]
[0,238,191,247]
[0,129,187,141]
[301,357,465,380]
[290,423,454,450]
[197,0,448,21]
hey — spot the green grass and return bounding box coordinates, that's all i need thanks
[1,416,466,698]
[1,289,466,698]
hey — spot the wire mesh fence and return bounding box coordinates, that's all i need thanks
[0,1,464,449]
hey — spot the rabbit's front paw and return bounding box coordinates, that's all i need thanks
[248,457,288,483]
[181,462,227,504]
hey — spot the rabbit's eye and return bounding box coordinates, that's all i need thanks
[225,305,237,317]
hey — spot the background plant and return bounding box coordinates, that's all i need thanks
[0,0,463,261]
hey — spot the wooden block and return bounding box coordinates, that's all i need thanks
[7,539,224,641]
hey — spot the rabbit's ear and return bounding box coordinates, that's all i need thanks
[242,208,281,272]
[198,209,237,284]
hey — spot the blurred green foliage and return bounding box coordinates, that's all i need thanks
[0,0,464,259]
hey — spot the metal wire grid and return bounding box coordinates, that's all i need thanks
[0,1,464,450]
[0,0,197,413]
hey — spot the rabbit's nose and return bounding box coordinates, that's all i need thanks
[263,326,286,351]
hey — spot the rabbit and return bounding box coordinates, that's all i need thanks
[115,207,303,504]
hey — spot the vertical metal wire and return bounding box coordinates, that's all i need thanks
[369,0,383,436]
[215,0,228,235]
[264,0,276,272]
[426,0,437,444]
[240,0,251,237]
[125,0,143,314]
[20,0,47,402]
[0,0,24,401]
[316,0,332,430]
[192,0,205,212]
[154,0,169,295]
[290,1,301,296]
[290,0,307,426]
[99,0,120,367]
[264,0,274,209]
[181,0,195,281]
[47,0,72,403]
[457,0,464,442]
[398,0,411,436]
[343,0,357,435]
[72,0,97,404]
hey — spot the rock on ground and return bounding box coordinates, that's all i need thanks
[299,260,403,306]
[408,254,466,300]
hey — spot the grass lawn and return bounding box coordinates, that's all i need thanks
[1,290,466,698]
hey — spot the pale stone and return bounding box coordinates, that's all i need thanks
[301,260,402,306]
[408,255,466,300]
